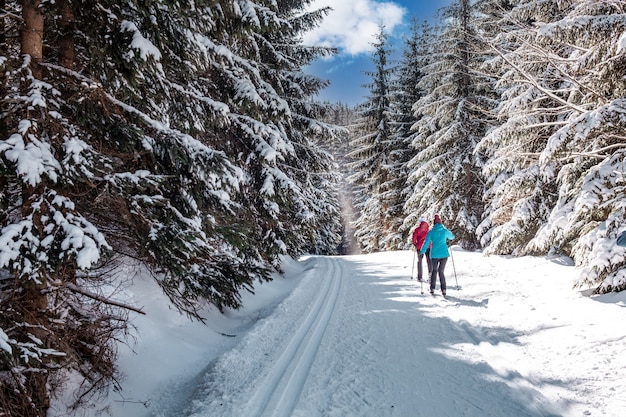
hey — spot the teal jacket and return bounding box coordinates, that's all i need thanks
[420,224,455,258]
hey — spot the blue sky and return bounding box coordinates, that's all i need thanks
[304,0,453,106]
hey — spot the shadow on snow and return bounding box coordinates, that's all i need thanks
[342,255,578,417]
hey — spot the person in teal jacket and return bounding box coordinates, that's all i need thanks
[420,214,455,297]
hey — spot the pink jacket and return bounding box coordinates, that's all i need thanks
[412,221,430,250]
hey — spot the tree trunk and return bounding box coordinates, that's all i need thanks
[19,195,52,416]
[59,0,75,69]
[21,0,44,79]
[22,281,51,417]
[0,0,6,142]
[0,0,6,53]
[18,0,52,389]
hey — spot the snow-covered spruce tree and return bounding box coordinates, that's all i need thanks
[0,0,339,414]
[1,1,130,414]
[516,0,626,293]
[256,1,343,257]
[348,27,395,253]
[405,0,488,249]
[475,0,577,255]
[380,19,426,250]
[398,19,436,238]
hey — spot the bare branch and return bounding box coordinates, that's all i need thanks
[487,43,588,114]
[64,283,146,315]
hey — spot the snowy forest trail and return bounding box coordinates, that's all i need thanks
[242,257,343,417]
[143,250,626,417]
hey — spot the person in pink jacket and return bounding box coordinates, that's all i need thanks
[412,217,432,281]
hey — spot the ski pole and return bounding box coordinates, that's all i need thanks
[411,249,416,279]
[449,246,459,290]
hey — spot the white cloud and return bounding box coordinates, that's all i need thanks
[303,0,406,55]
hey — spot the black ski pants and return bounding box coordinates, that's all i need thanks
[429,257,448,294]
[417,248,431,281]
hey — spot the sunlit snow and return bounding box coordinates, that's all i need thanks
[50,248,626,417]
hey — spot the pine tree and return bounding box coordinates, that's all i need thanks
[397,19,436,237]
[405,0,487,249]
[474,0,626,292]
[216,0,343,260]
[348,27,395,252]
[518,0,626,292]
[380,19,426,250]
[475,0,567,255]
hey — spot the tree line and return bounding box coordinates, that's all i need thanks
[348,0,625,294]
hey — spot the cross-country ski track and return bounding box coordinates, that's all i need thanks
[115,249,626,417]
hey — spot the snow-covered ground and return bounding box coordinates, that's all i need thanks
[50,248,626,417]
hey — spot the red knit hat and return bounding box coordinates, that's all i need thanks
[433,214,442,224]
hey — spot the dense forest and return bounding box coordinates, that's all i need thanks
[1,0,625,416]
[347,0,626,296]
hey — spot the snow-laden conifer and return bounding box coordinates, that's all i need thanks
[476,0,572,255]
[398,20,437,237]
[405,0,487,249]
[522,0,626,292]
[348,27,395,252]
[381,19,426,249]
[476,0,626,292]
[316,103,359,254]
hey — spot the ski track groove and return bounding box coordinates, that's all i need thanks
[245,257,342,417]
